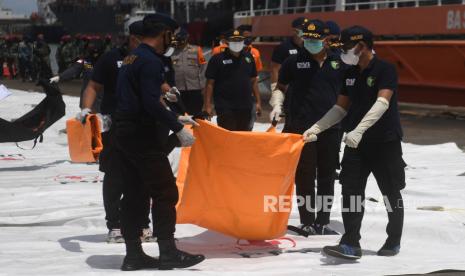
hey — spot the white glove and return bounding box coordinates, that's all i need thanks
[75,108,91,123]
[49,76,60,83]
[164,87,180,103]
[178,115,199,126]
[176,128,195,147]
[344,97,390,148]
[269,106,282,123]
[269,83,285,108]
[302,105,347,143]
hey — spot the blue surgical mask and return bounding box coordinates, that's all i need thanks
[304,39,324,54]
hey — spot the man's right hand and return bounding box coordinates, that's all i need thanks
[269,106,282,123]
[302,124,321,143]
[176,128,195,147]
[75,108,91,124]
[202,105,213,121]
[49,76,60,83]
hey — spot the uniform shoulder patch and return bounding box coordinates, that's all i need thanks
[245,56,252,63]
[331,60,340,70]
[123,55,137,65]
[297,62,311,69]
[289,49,298,55]
[367,76,376,87]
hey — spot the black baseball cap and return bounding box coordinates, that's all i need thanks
[129,20,144,36]
[142,13,178,36]
[325,21,341,36]
[237,24,252,33]
[340,25,373,50]
[291,17,306,28]
[300,19,327,39]
[226,29,245,41]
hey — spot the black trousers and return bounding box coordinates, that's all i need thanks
[100,130,150,231]
[294,128,340,226]
[113,119,179,241]
[339,140,406,248]
[180,89,203,116]
[217,109,252,131]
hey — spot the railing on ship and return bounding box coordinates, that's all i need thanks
[234,0,465,17]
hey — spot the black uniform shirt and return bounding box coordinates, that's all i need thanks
[115,43,183,133]
[92,48,125,115]
[279,50,346,132]
[271,37,304,64]
[160,55,175,87]
[341,56,403,143]
[205,49,257,111]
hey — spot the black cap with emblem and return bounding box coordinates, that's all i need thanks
[226,29,246,42]
[300,19,328,40]
[340,25,374,50]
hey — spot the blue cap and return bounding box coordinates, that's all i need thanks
[326,21,341,36]
[143,13,178,31]
[129,20,144,36]
[301,19,327,39]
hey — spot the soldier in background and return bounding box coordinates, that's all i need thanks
[32,33,52,80]
[18,35,34,82]
[5,36,19,79]
[62,35,79,70]
[171,28,207,116]
[104,34,113,53]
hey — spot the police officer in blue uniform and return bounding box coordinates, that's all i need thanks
[303,26,406,259]
[113,14,205,271]
[77,21,155,243]
[276,19,345,236]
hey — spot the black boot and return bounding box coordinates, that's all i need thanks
[158,238,205,270]
[121,240,159,271]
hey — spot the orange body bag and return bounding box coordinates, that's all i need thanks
[66,114,103,163]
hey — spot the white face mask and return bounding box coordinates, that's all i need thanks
[341,46,361,65]
[228,41,244,53]
[164,46,175,57]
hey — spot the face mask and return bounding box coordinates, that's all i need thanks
[228,41,244,53]
[304,39,324,54]
[341,45,361,65]
[164,46,175,57]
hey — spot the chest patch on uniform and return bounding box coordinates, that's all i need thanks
[117,61,123,68]
[331,60,340,70]
[245,57,252,63]
[346,78,356,86]
[289,49,298,55]
[297,62,311,69]
[367,76,376,87]
[123,55,137,65]
[223,59,233,64]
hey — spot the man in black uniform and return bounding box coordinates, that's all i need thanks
[303,26,405,259]
[203,29,261,131]
[269,17,306,124]
[113,14,204,271]
[77,21,154,243]
[276,19,345,235]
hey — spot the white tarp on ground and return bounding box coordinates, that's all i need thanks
[1,90,465,276]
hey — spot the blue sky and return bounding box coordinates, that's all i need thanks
[2,0,37,15]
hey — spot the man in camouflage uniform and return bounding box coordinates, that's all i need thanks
[5,36,19,79]
[18,35,33,82]
[0,36,7,79]
[62,35,79,71]
[33,33,52,80]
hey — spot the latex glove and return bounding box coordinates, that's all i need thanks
[75,108,91,124]
[178,115,199,126]
[50,76,60,83]
[344,130,363,148]
[164,87,180,102]
[176,128,195,147]
[269,106,282,123]
[302,124,321,143]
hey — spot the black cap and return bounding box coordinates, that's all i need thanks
[291,17,306,28]
[237,24,252,33]
[340,25,373,50]
[226,29,245,41]
[326,21,341,36]
[301,19,327,39]
[143,13,178,36]
[129,20,144,36]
